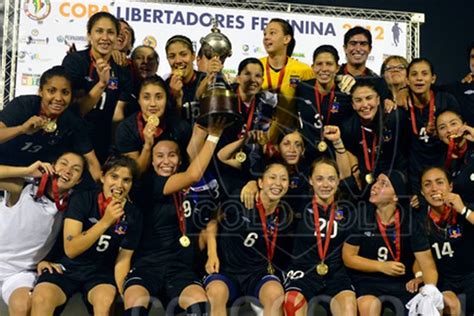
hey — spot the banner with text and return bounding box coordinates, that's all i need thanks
[17,0,407,95]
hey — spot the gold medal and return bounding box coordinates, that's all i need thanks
[258,133,269,146]
[174,69,184,78]
[317,140,328,152]
[179,235,191,248]
[316,262,329,276]
[267,263,275,275]
[235,151,247,163]
[365,173,374,184]
[147,115,160,127]
[43,120,57,133]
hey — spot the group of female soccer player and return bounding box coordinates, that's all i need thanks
[0,10,473,316]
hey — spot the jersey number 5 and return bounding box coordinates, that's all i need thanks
[96,235,112,252]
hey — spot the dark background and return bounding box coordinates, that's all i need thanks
[1,1,472,84]
[285,0,473,84]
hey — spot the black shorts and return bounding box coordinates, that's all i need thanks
[203,269,281,303]
[123,261,203,305]
[36,268,115,314]
[354,279,414,315]
[284,266,354,300]
[438,272,474,315]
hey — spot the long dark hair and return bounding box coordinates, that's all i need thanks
[269,18,295,57]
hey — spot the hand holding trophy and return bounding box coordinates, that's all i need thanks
[198,18,241,128]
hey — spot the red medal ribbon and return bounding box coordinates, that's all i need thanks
[314,84,335,125]
[172,191,187,237]
[429,206,457,226]
[312,196,336,263]
[445,137,468,169]
[361,126,378,173]
[51,177,68,212]
[237,89,256,136]
[265,57,287,93]
[376,209,401,262]
[97,192,120,225]
[136,112,165,142]
[88,49,98,81]
[256,196,280,267]
[35,174,68,212]
[409,90,435,136]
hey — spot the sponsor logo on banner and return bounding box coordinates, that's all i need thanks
[18,51,53,63]
[20,35,50,45]
[252,46,264,54]
[59,2,109,18]
[143,36,157,48]
[241,44,250,55]
[22,73,41,86]
[57,34,87,44]
[23,0,52,21]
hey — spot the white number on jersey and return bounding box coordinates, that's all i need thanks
[21,142,43,153]
[183,200,192,218]
[314,218,338,238]
[286,270,305,281]
[377,246,389,261]
[96,234,112,252]
[432,242,454,260]
[313,113,323,129]
[93,92,107,111]
[419,127,430,143]
[183,101,201,120]
[243,232,258,247]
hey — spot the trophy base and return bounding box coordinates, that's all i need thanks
[197,111,242,128]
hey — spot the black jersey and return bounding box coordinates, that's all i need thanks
[406,91,460,193]
[115,111,191,155]
[221,87,276,147]
[346,205,430,283]
[214,88,276,199]
[165,70,206,125]
[295,79,353,162]
[443,82,474,127]
[133,175,198,267]
[217,198,290,274]
[421,207,474,280]
[448,146,474,206]
[0,95,92,165]
[57,190,142,279]
[283,164,311,216]
[62,48,132,162]
[290,200,355,272]
[340,109,408,183]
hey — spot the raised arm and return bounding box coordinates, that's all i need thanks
[186,124,207,161]
[0,161,54,204]
[75,59,110,116]
[323,125,355,180]
[163,117,226,195]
